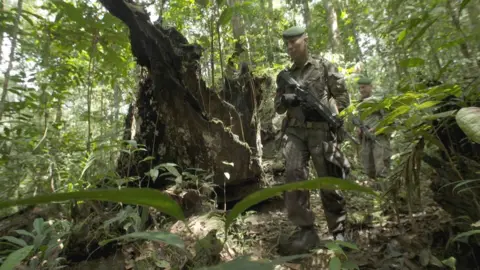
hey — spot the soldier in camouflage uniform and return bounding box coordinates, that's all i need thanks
[274,26,352,254]
[356,77,392,179]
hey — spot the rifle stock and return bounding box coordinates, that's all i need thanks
[352,116,376,141]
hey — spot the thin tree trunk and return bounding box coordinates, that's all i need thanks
[465,0,480,53]
[215,4,225,88]
[55,104,62,123]
[209,13,215,90]
[86,31,98,152]
[228,0,246,39]
[323,0,341,53]
[302,0,311,27]
[0,0,23,121]
[446,0,480,69]
[228,0,250,64]
[261,0,274,64]
[0,0,4,65]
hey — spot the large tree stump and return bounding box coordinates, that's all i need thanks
[100,0,264,200]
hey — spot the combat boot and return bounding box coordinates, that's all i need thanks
[278,226,321,255]
[290,226,321,254]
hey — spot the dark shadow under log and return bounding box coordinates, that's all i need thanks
[101,0,264,197]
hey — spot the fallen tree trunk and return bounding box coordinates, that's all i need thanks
[99,0,264,199]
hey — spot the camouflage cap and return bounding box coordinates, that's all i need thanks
[282,26,306,39]
[357,77,372,85]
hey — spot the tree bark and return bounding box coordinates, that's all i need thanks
[0,0,23,121]
[323,0,341,53]
[302,0,311,27]
[0,0,4,65]
[99,0,263,200]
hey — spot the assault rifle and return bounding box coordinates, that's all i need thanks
[278,70,359,145]
[352,116,376,141]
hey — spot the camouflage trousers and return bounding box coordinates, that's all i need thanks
[359,134,392,179]
[282,121,351,235]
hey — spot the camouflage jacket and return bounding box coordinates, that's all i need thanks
[274,55,350,122]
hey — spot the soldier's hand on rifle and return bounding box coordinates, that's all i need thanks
[281,93,301,107]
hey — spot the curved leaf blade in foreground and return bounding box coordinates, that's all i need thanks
[0,245,33,270]
[0,188,185,221]
[225,177,376,231]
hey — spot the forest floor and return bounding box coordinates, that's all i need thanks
[0,146,471,270]
[70,153,463,270]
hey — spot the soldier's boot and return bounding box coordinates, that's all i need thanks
[278,226,321,256]
[290,226,321,254]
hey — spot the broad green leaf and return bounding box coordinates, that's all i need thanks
[14,230,35,239]
[441,256,456,269]
[399,57,425,68]
[99,231,185,249]
[325,241,345,257]
[218,7,234,27]
[329,257,341,270]
[422,110,456,121]
[140,156,155,163]
[397,29,407,43]
[455,107,480,143]
[342,260,360,269]
[148,169,159,179]
[225,178,375,231]
[472,220,480,227]
[335,240,359,250]
[383,105,410,124]
[160,163,181,177]
[0,245,33,270]
[33,218,45,235]
[415,101,441,110]
[0,236,27,247]
[0,188,185,222]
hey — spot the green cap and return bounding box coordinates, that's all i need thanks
[357,77,372,85]
[282,26,306,39]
